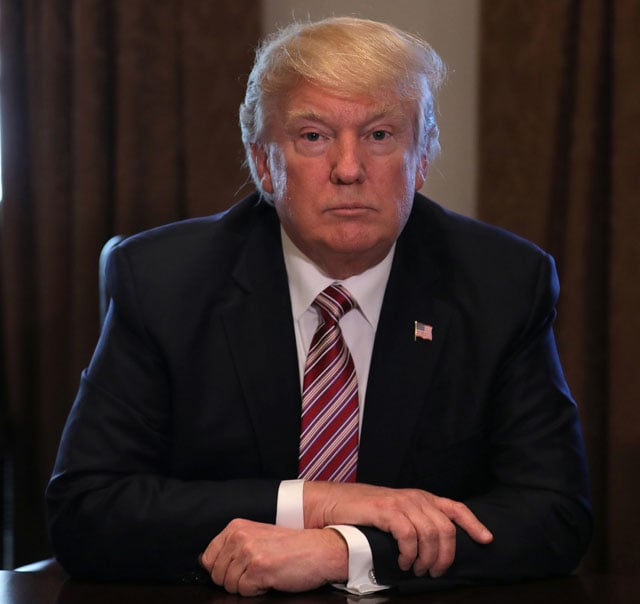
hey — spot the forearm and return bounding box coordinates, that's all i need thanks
[46,471,280,582]
[46,376,279,582]
[362,486,592,591]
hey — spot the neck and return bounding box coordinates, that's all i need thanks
[311,245,392,280]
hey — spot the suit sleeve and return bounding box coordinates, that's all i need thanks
[46,244,280,583]
[360,253,592,593]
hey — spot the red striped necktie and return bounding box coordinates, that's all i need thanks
[298,283,359,482]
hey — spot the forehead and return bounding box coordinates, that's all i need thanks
[279,81,415,128]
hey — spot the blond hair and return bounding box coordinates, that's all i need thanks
[239,17,446,195]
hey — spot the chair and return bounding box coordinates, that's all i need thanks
[11,236,126,575]
[99,235,125,325]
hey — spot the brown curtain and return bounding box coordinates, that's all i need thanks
[479,0,639,573]
[0,0,260,566]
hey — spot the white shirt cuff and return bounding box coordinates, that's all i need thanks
[328,525,390,595]
[275,479,305,529]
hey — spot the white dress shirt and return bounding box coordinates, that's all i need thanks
[275,228,394,594]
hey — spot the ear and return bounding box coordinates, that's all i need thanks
[414,153,428,191]
[251,143,274,195]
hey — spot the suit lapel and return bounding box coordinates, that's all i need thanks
[357,206,453,486]
[220,206,302,479]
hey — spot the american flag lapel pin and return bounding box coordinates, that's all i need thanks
[414,321,433,342]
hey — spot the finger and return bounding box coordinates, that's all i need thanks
[439,499,493,543]
[388,516,419,571]
[223,542,270,596]
[220,555,245,594]
[419,518,457,578]
[211,550,234,589]
[412,521,440,576]
[208,535,237,588]
[200,533,224,572]
[237,568,269,597]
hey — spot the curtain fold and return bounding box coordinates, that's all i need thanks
[479,0,639,573]
[0,0,260,565]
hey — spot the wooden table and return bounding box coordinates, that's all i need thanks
[1,564,638,604]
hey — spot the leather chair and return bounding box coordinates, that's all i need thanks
[12,235,125,575]
[99,235,125,325]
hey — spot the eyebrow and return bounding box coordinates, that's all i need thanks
[284,104,409,129]
[285,109,325,126]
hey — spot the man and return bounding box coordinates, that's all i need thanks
[46,17,592,596]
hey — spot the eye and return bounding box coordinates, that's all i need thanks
[371,130,390,141]
[302,132,321,142]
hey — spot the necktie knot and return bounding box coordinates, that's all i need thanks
[313,284,356,324]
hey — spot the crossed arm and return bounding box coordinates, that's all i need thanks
[48,331,590,595]
[200,481,494,595]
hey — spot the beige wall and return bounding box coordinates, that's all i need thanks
[261,0,479,218]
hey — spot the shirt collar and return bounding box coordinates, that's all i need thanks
[281,227,394,329]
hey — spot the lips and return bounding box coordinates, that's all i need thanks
[325,202,374,211]
[325,206,375,218]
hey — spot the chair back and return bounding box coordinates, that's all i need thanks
[99,235,125,325]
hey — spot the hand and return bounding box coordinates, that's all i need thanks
[200,519,348,596]
[303,482,493,578]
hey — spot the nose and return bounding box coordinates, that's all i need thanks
[330,136,366,185]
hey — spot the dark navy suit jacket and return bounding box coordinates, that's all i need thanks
[46,192,592,591]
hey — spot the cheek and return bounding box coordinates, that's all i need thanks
[392,162,419,224]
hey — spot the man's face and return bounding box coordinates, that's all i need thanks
[252,82,427,279]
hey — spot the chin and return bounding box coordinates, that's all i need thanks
[328,235,390,259]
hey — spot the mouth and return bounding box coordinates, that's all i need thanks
[324,205,375,218]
